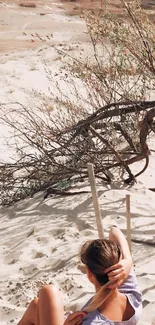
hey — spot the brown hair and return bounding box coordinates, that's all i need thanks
[80,239,121,286]
[80,239,121,312]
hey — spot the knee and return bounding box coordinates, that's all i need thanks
[39,284,60,299]
[30,297,38,310]
[40,284,58,292]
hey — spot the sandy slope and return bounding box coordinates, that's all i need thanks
[0,177,155,325]
[0,145,155,324]
[0,0,89,53]
[0,1,155,325]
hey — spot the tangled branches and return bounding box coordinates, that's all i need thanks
[0,100,155,205]
[0,0,155,205]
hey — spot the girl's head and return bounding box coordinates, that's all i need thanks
[80,239,121,286]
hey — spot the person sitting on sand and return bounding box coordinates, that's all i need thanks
[17,226,142,325]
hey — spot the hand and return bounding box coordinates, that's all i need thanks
[104,258,132,289]
[64,311,87,325]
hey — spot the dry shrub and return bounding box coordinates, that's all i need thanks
[0,0,155,205]
[19,3,36,8]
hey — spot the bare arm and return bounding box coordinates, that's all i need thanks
[109,226,132,262]
[104,226,133,288]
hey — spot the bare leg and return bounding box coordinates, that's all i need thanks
[38,285,64,325]
[17,285,64,325]
[17,298,39,325]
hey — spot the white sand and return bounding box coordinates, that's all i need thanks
[0,1,155,325]
[0,173,155,325]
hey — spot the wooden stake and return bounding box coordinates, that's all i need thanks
[87,163,104,239]
[126,194,132,253]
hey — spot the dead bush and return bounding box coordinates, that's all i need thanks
[0,0,155,205]
[19,3,36,8]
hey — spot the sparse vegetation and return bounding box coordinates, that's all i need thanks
[30,65,37,71]
[0,0,155,205]
[7,88,15,93]
[19,3,36,8]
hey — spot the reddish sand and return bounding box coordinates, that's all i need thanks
[0,0,155,53]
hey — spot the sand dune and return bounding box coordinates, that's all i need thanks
[0,1,155,324]
[0,174,155,324]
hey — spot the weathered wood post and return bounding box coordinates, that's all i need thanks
[87,163,104,239]
[126,194,132,253]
